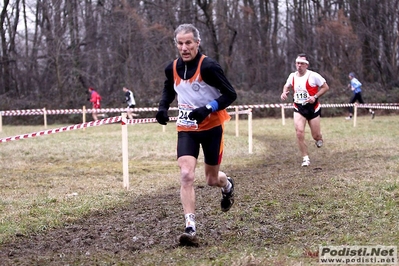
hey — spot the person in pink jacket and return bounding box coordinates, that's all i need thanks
[88,87,102,121]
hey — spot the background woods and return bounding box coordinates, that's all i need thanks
[0,0,398,117]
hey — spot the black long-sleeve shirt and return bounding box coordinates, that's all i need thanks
[158,52,237,110]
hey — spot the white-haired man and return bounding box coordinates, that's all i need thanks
[156,24,237,246]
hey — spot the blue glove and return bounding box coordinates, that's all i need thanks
[156,110,169,125]
[188,106,212,124]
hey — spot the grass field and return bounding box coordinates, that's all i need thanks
[0,114,398,265]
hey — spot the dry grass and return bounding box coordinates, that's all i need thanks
[0,114,399,265]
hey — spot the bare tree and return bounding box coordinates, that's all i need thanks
[1,0,399,118]
[0,0,19,96]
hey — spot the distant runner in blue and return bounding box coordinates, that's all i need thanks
[345,72,375,120]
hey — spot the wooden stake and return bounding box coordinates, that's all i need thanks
[121,113,129,190]
[248,109,253,154]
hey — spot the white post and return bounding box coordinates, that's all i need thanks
[82,106,86,131]
[353,104,357,127]
[43,107,47,129]
[235,106,239,137]
[248,109,253,154]
[121,113,130,190]
[281,105,285,125]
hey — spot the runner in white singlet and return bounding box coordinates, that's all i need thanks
[281,53,330,167]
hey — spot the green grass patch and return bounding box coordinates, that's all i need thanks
[0,115,399,265]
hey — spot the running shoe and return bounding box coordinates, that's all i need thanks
[302,158,310,167]
[221,177,235,212]
[345,116,352,120]
[315,140,323,148]
[178,227,199,247]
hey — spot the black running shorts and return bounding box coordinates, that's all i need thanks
[177,125,223,166]
[294,102,321,120]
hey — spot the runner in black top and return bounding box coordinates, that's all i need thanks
[155,24,237,247]
[158,51,236,112]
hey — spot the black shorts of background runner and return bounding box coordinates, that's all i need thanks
[294,102,321,120]
[348,92,364,114]
[177,125,223,166]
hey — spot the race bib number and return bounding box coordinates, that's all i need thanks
[176,104,198,129]
[294,90,308,104]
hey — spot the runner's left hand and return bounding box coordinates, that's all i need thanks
[188,106,212,124]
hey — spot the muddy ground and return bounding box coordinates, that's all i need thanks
[1,132,388,265]
[0,164,304,265]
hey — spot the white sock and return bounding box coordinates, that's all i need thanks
[222,178,232,193]
[185,213,196,231]
[303,155,310,161]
